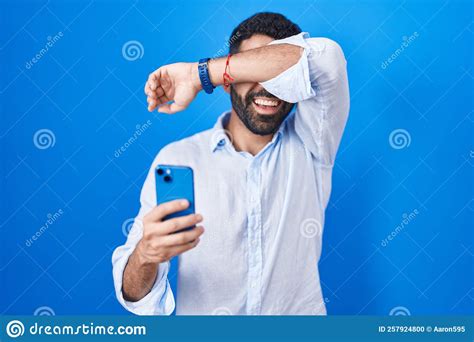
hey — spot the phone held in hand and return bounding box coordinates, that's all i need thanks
[155,165,195,233]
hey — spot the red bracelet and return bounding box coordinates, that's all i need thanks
[223,54,234,89]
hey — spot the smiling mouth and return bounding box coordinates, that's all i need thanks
[252,97,282,114]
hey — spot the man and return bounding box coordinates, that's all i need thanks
[112,12,349,315]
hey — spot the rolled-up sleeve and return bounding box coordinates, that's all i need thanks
[111,155,175,315]
[260,32,350,166]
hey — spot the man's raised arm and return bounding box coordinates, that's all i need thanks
[144,43,303,113]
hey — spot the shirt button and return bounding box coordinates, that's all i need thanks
[251,281,257,288]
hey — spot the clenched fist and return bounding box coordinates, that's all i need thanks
[144,62,202,114]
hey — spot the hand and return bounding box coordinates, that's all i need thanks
[136,199,204,265]
[145,62,202,114]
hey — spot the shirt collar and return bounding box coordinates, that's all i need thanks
[209,111,232,153]
[209,108,294,153]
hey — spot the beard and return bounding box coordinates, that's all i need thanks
[230,86,294,136]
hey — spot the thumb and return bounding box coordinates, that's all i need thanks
[158,102,186,114]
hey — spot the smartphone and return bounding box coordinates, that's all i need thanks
[155,165,195,233]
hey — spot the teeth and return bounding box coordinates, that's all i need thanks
[254,98,279,107]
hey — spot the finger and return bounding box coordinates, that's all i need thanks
[144,199,189,222]
[148,78,158,91]
[161,213,203,234]
[147,91,159,100]
[147,87,164,100]
[148,92,169,112]
[158,102,186,114]
[153,95,170,112]
[154,86,164,98]
[149,69,162,90]
[146,85,162,98]
[162,226,204,247]
[144,70,161,96]
[147,94,159,109]
[145,80,157,96]
[151,89,166,103]
[147,96,159,110]
[158,94,171,104]
[167,237,200,257]
[148,99,156,112]
[144,79,151,95]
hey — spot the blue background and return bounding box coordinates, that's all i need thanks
[1,0,472,316]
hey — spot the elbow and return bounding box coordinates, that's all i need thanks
[324,39,347,82]
[308,38,347,83]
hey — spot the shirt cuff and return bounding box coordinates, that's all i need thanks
[260,32,316,103]
[112,248,175,315]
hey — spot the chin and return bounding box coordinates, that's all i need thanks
[248,122,281,136]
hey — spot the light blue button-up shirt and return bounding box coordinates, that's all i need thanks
[112,32,349,315]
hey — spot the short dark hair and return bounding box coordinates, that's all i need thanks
[229,12,302,54]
